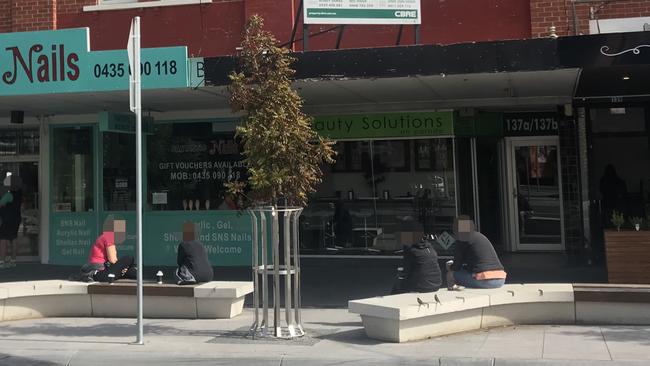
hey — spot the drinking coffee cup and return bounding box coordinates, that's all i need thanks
[108,273,116,284]
[156,270,163,284]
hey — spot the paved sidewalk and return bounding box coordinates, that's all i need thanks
[1,309,650,365]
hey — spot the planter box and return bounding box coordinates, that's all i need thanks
[605,230,650,284]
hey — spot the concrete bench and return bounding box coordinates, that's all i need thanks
[348,283,578,343]
[574,283,650,325]
[0,280,253,322]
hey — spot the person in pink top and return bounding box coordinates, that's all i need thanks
[79,216,136,282]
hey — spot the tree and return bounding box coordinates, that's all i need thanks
[226,15,335,207]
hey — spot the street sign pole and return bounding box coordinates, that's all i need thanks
[128,16,144,345]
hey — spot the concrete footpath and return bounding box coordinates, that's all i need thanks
[1,309,650,365]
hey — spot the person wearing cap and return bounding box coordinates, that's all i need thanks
[446,215,506,289]
[0,173,22,269]
[175,221,213,285]
[79,216,136,282]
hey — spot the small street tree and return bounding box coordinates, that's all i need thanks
[227,15,335,208]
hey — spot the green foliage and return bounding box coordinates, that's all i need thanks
[630,216,644,230]
[611,210,625,231]
[226,15,335,207]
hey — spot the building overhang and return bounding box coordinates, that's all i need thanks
[1,30,648,120]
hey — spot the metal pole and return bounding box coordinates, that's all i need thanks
[272,208,281,336]
[302,24,309,51]
[134,16,144,345]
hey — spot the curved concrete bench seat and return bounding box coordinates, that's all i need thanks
[349,283,650,343]
[0,280,253,322]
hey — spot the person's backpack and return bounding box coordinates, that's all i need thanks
[174,265,197,285]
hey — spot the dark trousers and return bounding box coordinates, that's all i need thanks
[94,255,137,282]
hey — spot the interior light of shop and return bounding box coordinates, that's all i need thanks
[622,76,630,80]
[610,107,626,115]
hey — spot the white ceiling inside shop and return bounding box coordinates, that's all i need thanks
[0,68,579,119]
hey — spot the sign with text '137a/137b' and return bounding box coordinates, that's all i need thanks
[304,0,421,25]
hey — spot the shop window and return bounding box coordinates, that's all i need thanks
[301,138,457,256]
[147,122,245,211]
[103,132,136,211]
[51,127,94,212]
[0,129,39,156]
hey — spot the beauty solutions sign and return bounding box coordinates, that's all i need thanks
[0,28,188,96]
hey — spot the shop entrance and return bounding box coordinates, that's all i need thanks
[1,161,40,261]
[0,128,40,261]
[503,136,564,251]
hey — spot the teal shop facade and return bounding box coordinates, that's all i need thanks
[0,27,253,266]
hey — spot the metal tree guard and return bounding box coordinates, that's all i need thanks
[249,206,304,338]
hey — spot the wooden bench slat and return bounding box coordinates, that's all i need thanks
[88,282,195,297]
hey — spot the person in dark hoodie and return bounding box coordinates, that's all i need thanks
[175,221,214,285]
[393,235,442,294]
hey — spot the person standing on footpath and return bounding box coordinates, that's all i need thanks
[0,173,22,269]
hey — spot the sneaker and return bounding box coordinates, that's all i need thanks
[447,284,465,291]
[0,261,5,269]
[8,260,16,268]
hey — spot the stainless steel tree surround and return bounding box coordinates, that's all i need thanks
[249,206,304,338]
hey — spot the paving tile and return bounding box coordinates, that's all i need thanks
[542,325,611,361]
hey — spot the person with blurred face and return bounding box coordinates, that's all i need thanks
[446,215,506,289]
[80,216,136,282]
[174,221,213,285]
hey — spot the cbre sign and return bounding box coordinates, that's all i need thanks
[0,28,188,96]
[304,0,421,25]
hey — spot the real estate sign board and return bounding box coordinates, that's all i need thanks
[304,0,421,25]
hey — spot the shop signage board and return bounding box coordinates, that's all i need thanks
[455,112,504,137]
[98,111,154,134]
[49,212,98,265]
[313,111,453,139]
[503,112,559,136]
[49,211,252,266]
[0,28,188,96]
[304,0,421,25]
[145,211,253,266]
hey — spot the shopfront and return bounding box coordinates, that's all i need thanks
[303,111,459,256]
[48,118,252,266]
[3,27,607,266]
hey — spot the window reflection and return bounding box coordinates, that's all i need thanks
[300,138,457,255]
[147,122,245,211]
[52,127,94,212]
[103,132,136,211]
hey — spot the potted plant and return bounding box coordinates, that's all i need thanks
[605,211,650,284]
[611,210,625,231]
[630,217,644,232]
[226,15,335,338]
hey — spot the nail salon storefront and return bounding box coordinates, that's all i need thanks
[3,27,648,267]
[1,28,254,266]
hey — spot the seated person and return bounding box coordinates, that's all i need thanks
[446,215,506,289]
[175,221,214,285]
[392,236,442,294]
[79,216,136,282]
